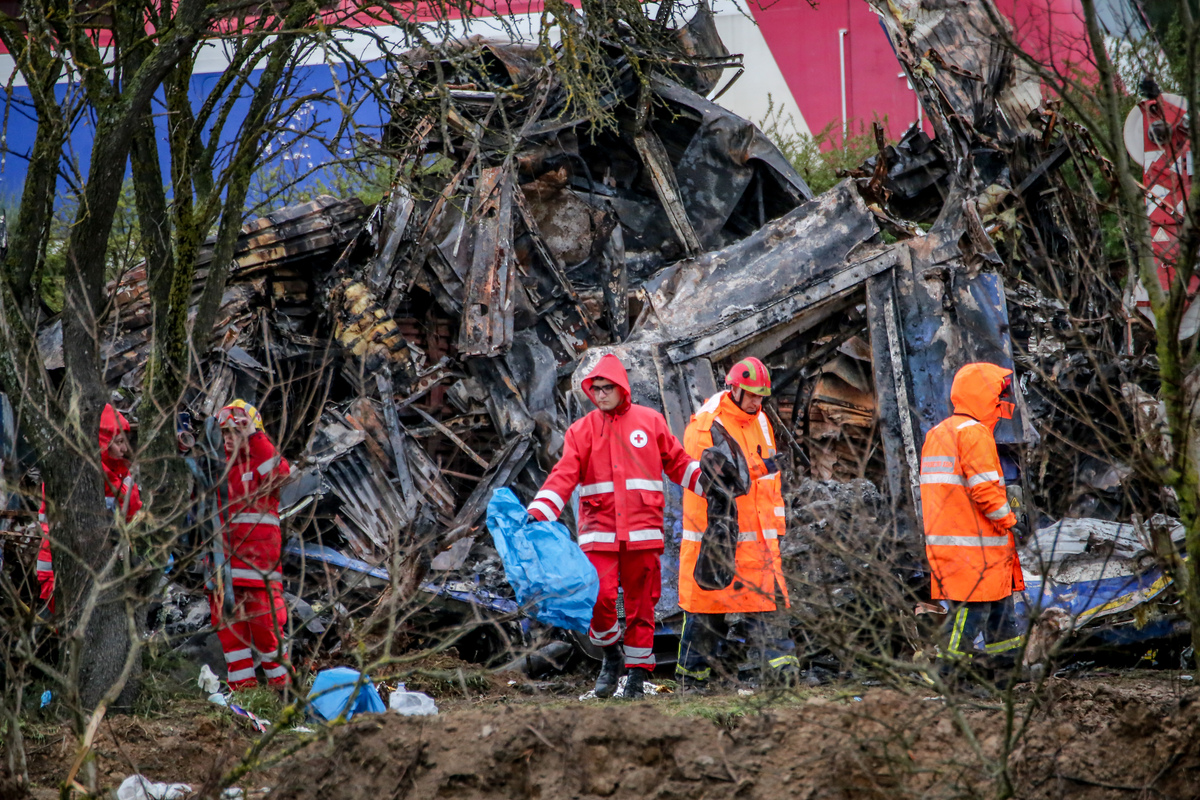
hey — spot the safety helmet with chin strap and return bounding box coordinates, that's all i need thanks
[726,357,772,397]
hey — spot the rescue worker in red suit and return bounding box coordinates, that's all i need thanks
[37,404,142,613]
[677,358,798,691]
[527,354,703,699]
[919,363,1024,666]
[211,400,292,690]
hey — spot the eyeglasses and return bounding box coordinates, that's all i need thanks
[591,382,617,396]
[216,407,251,430]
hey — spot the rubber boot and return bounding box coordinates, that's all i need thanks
[594,644,622,698]
[624,667,647,699]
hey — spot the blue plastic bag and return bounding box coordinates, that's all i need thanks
[308,667,386,722]
[486,488,599,632]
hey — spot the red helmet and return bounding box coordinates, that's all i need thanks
[726,357,771,397]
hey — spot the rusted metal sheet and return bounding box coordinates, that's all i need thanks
[457,167,516,357]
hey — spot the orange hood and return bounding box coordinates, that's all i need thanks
[950,363,1013,431]
[581,353,632,414]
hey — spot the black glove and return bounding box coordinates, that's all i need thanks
[1011,519,1029,545]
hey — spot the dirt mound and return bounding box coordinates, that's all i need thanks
[269,678,1200,800]
[22,701,270,798]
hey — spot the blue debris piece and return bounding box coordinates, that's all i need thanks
[485,488,599,633]
[308,667,385,722]
[283,538,518,614]
[40,690,51,708]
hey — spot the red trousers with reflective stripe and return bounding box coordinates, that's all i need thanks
[587,545,660,670]
[209,585,290,689]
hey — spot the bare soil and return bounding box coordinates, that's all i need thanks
[18,673,1200,800]
[270,675,1200,800]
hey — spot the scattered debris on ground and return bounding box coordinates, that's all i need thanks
[0,0,1191,703]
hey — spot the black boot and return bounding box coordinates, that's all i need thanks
[594,645,622,698]
[624,667,647,699]
[677,674,710,695]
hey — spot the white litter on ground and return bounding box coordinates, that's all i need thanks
[117,775,192,800]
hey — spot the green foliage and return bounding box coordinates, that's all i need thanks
[248,157,393,218]
[757,96,881,196]
[33,181,144,314]
[132,646,193,718]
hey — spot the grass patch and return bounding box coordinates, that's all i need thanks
[401,668,493,696]
[230,686,284,722]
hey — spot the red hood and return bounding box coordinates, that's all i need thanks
[99,404,131,475]
[581,353,632,414]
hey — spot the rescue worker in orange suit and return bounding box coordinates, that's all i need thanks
[527,354,704,699]
[919,363,1024,666]
[37,404,143,614]
[676,357,799,690]
[211,400,292,690]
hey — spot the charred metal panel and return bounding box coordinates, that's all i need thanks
[636,181,880,362]
[866,264,923,512]
[652,77,813,247]
[869,0,1040,156]
[458,167,516,357]
[367,186,415,293]
[889,236,1026,444]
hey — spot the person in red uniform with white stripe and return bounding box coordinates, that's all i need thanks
[211,400,292,690]
[36,404,142,613]
[527,354,703,699]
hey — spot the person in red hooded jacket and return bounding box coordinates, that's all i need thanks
[211,400,292,690]
[527,354,703,699]
[36,404,142,613]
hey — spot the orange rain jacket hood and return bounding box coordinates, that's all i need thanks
[950,362,1013,431]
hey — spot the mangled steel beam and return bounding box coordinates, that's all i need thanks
[634,130,704,258]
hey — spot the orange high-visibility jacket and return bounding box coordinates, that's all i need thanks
[920,363,1022,602]
[679,391,789,614]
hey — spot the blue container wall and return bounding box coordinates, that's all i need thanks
[0,58,389,205]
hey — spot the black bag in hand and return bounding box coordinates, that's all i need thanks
[692,420,751,591]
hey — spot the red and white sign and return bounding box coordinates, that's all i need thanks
[1124,93,1200,338]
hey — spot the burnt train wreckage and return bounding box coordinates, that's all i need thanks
[4,0,1187,673]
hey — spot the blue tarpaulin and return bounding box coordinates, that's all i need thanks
[308,667,385,722]
[486,488,599,633]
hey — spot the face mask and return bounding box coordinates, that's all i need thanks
[998,377,1015,420]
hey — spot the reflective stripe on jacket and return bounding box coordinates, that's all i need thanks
[920,363,1022,602]
[679,391,789,613]
[528,354,701,553]
[222,430,290,587]
[38,405,143,598]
